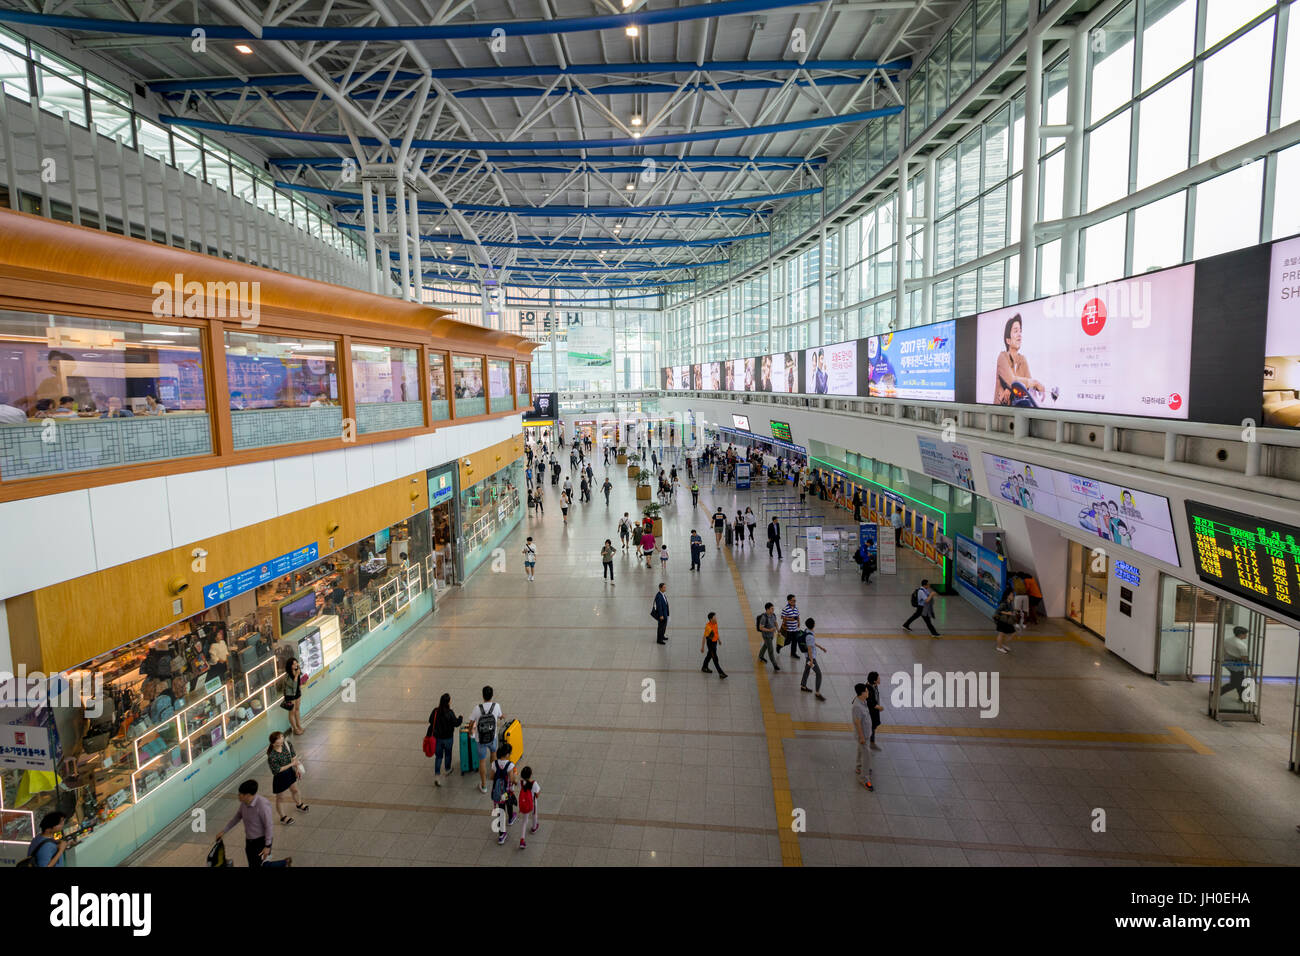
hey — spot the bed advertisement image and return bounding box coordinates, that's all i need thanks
[974,266,1195,418]
[982,453,1179,565]
[867,321,956,400]
[1263,235,1300,428]
[804,340,858,395]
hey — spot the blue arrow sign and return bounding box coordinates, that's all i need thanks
[203,543,320,608]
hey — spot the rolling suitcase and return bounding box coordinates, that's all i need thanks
[500,718,523,764]
[459,727,480,775]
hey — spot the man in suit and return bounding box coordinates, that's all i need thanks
[767,516,783,560]
[653,583,670,644]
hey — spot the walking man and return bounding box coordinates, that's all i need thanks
[712,507,727,548]
[780,593,802,661]
[799,618,826,701]
[852,683,875,792]
[700,612,728,678]
[652,583,670,644]
[689,529,704,571]
[902,578,941,637]
[756,602,780,672]
[602,476,612,506]
[214,780,291,867]
[619,512,633,550]
[767,516,783,560]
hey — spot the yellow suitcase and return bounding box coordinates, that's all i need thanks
[500,718,523,764]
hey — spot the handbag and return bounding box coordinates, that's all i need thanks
[422,734,437,758]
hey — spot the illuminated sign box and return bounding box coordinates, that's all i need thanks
[1185,501,1300,624]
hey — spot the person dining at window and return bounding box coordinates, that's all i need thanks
[52,396,79,418]
[101,396,134,418]
[0,393,25,424]
[144,395,167,415]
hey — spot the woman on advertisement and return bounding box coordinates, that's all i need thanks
[993,315,1047,407]
[759,355,774,391]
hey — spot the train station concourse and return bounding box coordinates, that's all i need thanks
[0,0,1296,929]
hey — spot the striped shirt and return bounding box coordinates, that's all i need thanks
[781,603,800,633]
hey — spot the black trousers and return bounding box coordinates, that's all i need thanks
[768,537,783,558]
[244,837,288,868]
[690,548,701,570]
[903,608,938,635]
[603,562,614,580]
[702,642,726,676]
[656,616,668,643]
[783,631,802,658]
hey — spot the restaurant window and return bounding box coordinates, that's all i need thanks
[452,355,486,417]
[0,311,210,480]
[488,358,513,412]
[428,351,449,422]
[351,343,422,434]
[515,361,530,406]
[225,331,340,450]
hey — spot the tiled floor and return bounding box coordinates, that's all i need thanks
[132,449,1300,867]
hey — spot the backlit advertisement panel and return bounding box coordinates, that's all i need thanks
[975,266,1195,417]
[803,340,858,395]
[760,351,799,393]
[982,453,1179,565]
[1263,235,1300,428]
[703,362,722,391]
[867,321,956,401]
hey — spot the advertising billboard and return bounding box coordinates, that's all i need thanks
[756,351,799,393]
[732,413,751,431]
[702,361,722,391]
[975,266,1195,418]
[803,340,858,395]
[724,359,744,392]
[867,321,956,401]
[916,437,976,490]
[982,453,1179,565]
[691,363,704,390]
[1263,235,1300,428]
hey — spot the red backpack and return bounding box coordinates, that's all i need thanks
[519,781,536,814]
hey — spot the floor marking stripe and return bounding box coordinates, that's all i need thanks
[792,720,1210,749]
[721,546,802,867]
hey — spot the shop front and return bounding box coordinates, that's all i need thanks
[459,457,525,581]
[426,464,460,594]
[1066,539,1109,638]
[0,512,435,867]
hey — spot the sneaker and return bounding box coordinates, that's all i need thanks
[508,814,518,826]
[901,624,912,632]
[800,686,811,693]
[434,779,442,788]
[479,784,488,794]
[519,838,526,849]
[996,645,1009,654]
[530,824,539,834]
[864,779,874,792]
[498,832,507,845]
[719,673,728,680]
[870,742,882,751]
[815,693,826,702]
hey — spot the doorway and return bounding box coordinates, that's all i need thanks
[1066,540,1108,638]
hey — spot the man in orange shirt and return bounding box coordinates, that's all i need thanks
[700,612,728,679]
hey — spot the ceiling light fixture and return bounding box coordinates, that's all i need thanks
[625,25,639,37]
[235,43,253,54]
[621,0,634,6]
[631,114,643,126]
[632,131,641,139]
[625,182,635,191]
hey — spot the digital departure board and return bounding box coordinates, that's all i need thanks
[771,420,793,442]
[1185,501,1300,623]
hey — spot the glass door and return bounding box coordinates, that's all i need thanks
[1155,576,1195,680]
[1066,540,1108,638]
[1208,600,1264,722]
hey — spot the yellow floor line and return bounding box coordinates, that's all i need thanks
[817,631,1076,644]
[1167,725,1215,755]
[722,546,802,867]
[793,720,1211,749]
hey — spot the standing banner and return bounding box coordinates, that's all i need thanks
[878,533,897,574]
[735,461,751,490]
[807,526,825,576]
[858,522,878,555]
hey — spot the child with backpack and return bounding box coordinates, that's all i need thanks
[490,741,518,845]
[517,766,541,849]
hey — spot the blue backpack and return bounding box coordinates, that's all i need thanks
[491,760,512,804]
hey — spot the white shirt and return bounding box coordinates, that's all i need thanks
[471,702,503,733]
[0,404,26,424]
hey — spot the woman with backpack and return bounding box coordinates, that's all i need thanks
[427,693,462,785]
[490,741,519,846]
[266,731,308,824]
[280,658,306,735]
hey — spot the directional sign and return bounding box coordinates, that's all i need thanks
[203,543,320,608]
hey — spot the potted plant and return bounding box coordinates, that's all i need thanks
[616,444,628,465]
[627,453,641,479]
[642,501,663,537]
[635,467,652,500]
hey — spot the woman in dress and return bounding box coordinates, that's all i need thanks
[266,731,308,824]
[280,658,306,735]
